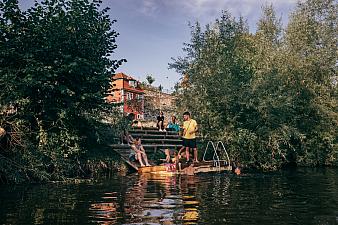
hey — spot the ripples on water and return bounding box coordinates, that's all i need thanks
[0,168,338,225]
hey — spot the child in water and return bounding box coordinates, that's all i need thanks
[234,167,241,175]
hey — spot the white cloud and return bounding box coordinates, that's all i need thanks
[138,0,300,31]
[181,0,299,17]
[140,0,299,17]
[139,0,159,15]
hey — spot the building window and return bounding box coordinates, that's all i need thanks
[135,94,143,100]
[129,80,136,87]
[127,92,133,100]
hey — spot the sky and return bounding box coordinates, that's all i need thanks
[18,0,300,92]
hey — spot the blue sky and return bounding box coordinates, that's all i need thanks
[18,0,299,92]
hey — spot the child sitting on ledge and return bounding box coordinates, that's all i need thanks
[131,138,151,167]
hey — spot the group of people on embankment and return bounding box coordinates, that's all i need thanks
[122,111,199,167]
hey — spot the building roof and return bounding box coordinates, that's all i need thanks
[124,87,144,94]
[112,72,144,94]
[113,72,135,81]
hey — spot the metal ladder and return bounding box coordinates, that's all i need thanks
[202,141,231,171]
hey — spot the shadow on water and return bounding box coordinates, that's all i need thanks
[0,168,338,225]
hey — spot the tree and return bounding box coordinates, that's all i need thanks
[146,74,155,85]
[170,11,254,144]
[158,84,163,92]
[170,1,337,170]
[284,0,338,165]
[0,0,124,182]
[256,4,282,44]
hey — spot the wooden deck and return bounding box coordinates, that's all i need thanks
[110,127,231,174]
[138,161,232,175]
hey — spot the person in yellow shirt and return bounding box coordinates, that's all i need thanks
[182,111,198,163]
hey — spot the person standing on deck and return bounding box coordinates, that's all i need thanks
[182,112,198,163]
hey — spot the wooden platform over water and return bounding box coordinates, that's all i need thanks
[138,161,232,175]
[110,127,231,174]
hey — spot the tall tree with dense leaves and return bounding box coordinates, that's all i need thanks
[171,0,337,169]
[170,12,256,164]
[0,0,124,182]
[248,4,292,168]
[284,0,338,165]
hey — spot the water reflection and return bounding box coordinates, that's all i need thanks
[126,174,200,225]
[1,168,338,225]
[179,175,200,224]
[88,192,118,224]
[88,174,203,224]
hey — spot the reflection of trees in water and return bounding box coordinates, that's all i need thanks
[1,174,228,225]
[194,175,231,225]
[124,174,148,222]
[211,175,230,206]
[0,184,83,224]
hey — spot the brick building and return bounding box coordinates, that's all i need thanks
[106,73,144,120]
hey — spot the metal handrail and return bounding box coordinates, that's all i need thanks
[202,141,221,170]
[202,141,215,161]
[215,141,231,167]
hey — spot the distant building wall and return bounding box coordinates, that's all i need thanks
[143,88,177,123]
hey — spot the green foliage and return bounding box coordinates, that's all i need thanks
[170,1,337,170]
[0,0,125,183]
[146,74,155,85]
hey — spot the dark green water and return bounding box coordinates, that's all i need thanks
[0,168,338,225]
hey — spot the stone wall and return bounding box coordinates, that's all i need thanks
[143,88,177,124]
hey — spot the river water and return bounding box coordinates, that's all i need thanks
[0,168,337,225]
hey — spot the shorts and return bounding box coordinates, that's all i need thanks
[182,138,197,148]
[129,153,137,162]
